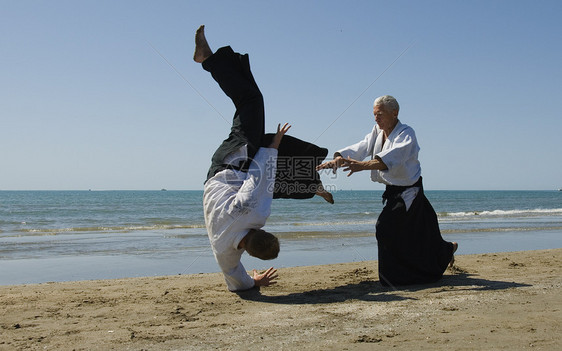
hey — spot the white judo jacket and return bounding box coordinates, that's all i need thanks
[203,147,278,291]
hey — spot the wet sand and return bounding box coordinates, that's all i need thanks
[1,248,561,350]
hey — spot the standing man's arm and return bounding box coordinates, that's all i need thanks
[341,155,388,177]
[316,126,377,174]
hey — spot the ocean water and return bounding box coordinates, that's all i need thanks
[1,190,561,285]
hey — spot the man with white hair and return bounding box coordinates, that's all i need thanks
[317,95,457,286]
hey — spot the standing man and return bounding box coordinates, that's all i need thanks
[317,95,457,286]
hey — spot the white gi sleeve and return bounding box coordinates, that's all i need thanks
[230,147,278,221]
[336,125,377,161]
[214,249,255,291]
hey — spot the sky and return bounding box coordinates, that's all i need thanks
[1,0,561,191]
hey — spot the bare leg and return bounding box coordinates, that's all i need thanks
[194,25,213,63]
[449,242,458,267]
[315,182,334,204]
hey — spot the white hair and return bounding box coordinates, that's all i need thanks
[374,95,399,113]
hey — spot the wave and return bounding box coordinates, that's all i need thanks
[9,224,206,236]
[274,230,374,240]
[287,219,377,227]
[272,226,562,239]
[438,208,562,219]
[6,207,562,238]
[441,226,562,234]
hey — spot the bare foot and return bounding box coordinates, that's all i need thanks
[315,185,334,204]
[193,25,213,63]
[449,242,458,267]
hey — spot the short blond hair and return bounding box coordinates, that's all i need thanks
[245,229,279,260]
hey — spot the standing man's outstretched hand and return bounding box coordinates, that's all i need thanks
[268,123,291,149]
[316,155,344,174]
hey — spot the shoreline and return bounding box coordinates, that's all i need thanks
[2,227,561,286]
[1,248,561,350]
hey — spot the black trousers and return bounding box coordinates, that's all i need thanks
[203,46,327,199]
[203,46,264,180]
[375,178,455,286]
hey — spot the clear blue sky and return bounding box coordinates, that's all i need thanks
[2,0,561,190]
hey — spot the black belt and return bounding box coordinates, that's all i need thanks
[382,176,422,204]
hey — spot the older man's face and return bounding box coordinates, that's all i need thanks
[373,104,398,132]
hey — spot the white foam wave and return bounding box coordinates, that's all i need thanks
[19,223,205,235]
[287,220,377,227]
[440,208,562,218]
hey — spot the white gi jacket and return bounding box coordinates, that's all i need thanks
[203,147,278,291]
[336,121,422,209]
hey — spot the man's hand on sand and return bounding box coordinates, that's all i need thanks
[268,123,291,149]
[253,267,278,287]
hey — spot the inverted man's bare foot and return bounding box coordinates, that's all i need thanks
[315,185,334,204]
[194,25,213,63]
[449,242,458,267]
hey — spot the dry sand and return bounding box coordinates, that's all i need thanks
[1,248,561,350]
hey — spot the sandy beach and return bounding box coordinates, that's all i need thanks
[1,248,561,350]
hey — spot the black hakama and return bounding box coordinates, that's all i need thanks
[203,46,327,199]
[375,177,455,286]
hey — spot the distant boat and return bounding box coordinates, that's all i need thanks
[161,188,167,191]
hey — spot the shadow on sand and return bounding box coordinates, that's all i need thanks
[236,271,531,305]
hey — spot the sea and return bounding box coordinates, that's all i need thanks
[1,190,561,285]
